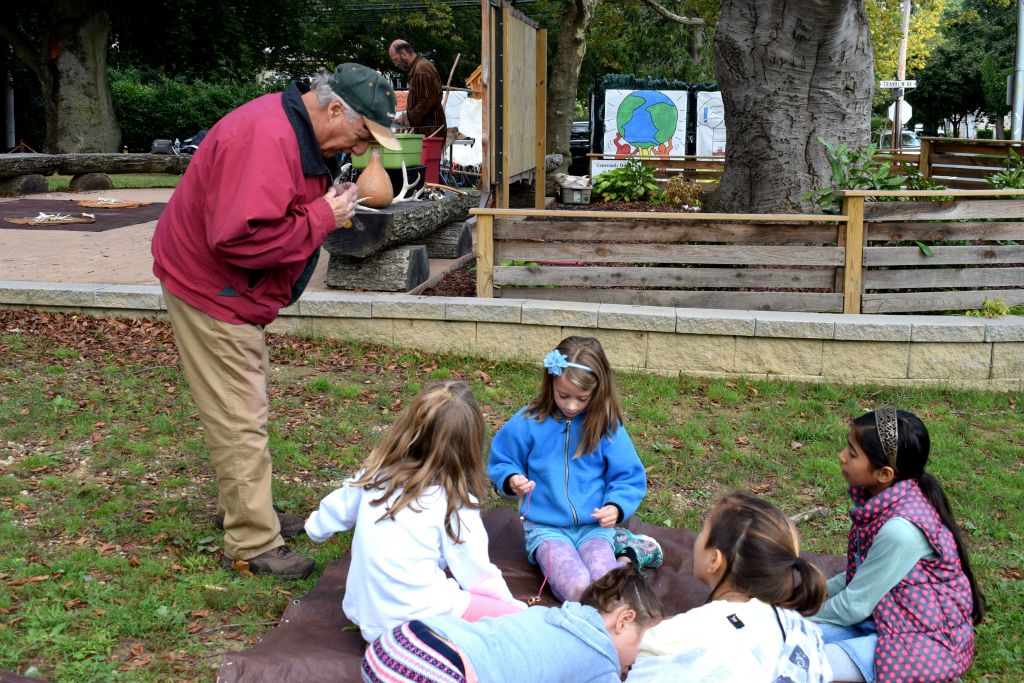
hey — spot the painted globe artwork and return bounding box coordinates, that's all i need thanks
[615,90,678,151]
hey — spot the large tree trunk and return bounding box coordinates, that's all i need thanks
[707,0,873,213]
[0,2,120,153]
[545,0,599,174]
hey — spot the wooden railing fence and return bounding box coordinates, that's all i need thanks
[472,189,1024,315]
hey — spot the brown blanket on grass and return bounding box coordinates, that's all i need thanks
[216,507,846,682]
[0,199,165,232]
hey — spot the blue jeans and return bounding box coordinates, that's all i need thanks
[818,620,878,682]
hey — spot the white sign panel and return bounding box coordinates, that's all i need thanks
[695,91,726,157]
[887,100,913,123]
[879,80,917,89]
[590,158,628,179]
[602,89,687,156]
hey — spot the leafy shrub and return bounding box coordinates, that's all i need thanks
[964,298,1024,318]
[802,137,906,213]
[987,148,1024,190]
[110,67,284,151]
[592,158,660,202]
[661,176,703,207]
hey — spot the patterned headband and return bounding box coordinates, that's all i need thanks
[543,349,592,376]
[875,407,899,468]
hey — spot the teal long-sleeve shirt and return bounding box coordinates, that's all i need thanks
[813,517,935,626]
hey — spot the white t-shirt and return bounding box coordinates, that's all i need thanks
[626,597,831,683]
[305,477,519,642]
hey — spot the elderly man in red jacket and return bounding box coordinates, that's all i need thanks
[152,64,399,580]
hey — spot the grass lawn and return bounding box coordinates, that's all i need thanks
[0,308,1021,681]
[46,174,182,192]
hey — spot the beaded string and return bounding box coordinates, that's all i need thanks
[517,489,548,606]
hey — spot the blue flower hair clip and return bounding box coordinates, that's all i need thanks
[543,349,593,376]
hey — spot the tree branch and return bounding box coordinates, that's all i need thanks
[0,24,41,80]
[638,0,704,26]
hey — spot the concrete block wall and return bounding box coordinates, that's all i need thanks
[2,281,1022,391]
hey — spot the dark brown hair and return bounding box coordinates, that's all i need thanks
[525,336,623,457]
[851,410,985,624]
[580,565,664,627]
[351,380,488,543]
[703,492,826,616]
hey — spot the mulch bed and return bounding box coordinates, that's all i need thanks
[421,263,476,297]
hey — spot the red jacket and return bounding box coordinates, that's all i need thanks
[153,83,337,326]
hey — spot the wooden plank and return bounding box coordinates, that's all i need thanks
[475,213,494,297]
[836,188,1021,198]
[496,287,844,312]
[919,137,930,176]
[492,265,837,289]
[929,165,1000,180]
[493,219,839,244]
[495,241,845,266]
[473,207,846,222]
[864,200,1024,221]
[842,195,866,314]
[864,266,1024,290]
[864,244,1024,266]
[927,153,1006,167]
[933,177,991,189]
[862,288,1024,314]
[866,221,1024,242]
[928,141,1021,157]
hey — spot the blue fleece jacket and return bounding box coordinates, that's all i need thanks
[488,408,646,528]
[423,601,623,682]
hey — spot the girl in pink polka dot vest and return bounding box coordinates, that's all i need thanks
[812,409,985,683]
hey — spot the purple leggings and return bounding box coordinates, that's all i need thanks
[535,537,619,602]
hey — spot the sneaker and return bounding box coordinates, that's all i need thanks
[220,546,315,580]
[214,504,306,538]
[613,528,664,569]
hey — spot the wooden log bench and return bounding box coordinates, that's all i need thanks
[0,153,190,195]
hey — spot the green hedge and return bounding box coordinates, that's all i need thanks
[110,68,286,152]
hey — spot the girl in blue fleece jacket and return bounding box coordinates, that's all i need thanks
[488,336,648,601]
[362,565,664,683]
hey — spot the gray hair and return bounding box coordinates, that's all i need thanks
[309,73,362,122]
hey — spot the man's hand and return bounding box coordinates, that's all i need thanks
[394,110,407,125]
[591,505,618,528]
[324,182,358,229]
[509,474,536,496]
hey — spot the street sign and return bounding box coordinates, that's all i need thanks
[880,79,917,89]
[888,100,913,123]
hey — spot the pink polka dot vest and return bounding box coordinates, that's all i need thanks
[846,480,975,683]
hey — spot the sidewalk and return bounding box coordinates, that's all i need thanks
[0,188,459,292]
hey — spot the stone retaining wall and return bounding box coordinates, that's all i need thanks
[2,280,1022,391]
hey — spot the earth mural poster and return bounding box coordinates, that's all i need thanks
[602,89,687,157]
[695,90,726,156]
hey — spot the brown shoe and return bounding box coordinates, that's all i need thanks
[220,546,315,580]
[214,505,306,538]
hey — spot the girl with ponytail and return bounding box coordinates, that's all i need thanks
[814,409,984,683]
[626,492,831,682]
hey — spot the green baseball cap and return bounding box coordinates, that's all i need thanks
[328,63,401,150]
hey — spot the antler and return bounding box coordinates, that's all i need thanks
[391,160,423,204]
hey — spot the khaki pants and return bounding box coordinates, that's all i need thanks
[163,288,282,559]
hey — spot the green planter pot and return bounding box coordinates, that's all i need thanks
[351,134,423,169]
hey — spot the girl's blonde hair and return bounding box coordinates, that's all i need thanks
[351,380,488,543]
[703,492,826,616]
[526,336,622,457]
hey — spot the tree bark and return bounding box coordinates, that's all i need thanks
[546,0,600,174]
[0,2,120,153]
[707,0,874,213]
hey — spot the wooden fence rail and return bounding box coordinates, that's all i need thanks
[472,188,1024,315]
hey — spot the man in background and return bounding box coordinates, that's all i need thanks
[388,39,447,142]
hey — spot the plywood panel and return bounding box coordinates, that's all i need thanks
[505,12,536,178]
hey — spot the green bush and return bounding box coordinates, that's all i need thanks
[660,175,703,207]
[110,68,284,152]
[592,158,660,202]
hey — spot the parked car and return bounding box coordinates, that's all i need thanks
[878,129,920,149]
[569,121,591,176]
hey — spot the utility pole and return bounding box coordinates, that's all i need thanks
[891,0,912,148]
[1013,0,1024,140]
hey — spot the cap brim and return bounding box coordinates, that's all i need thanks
[365,118,401,151]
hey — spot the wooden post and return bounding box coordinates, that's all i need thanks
[534,28,547,210]
[499,5,512,209]
[841,195,866,314]
[919,137,931,178]
[475,212,494,298]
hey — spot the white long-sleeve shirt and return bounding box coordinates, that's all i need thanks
[305,477,519,642]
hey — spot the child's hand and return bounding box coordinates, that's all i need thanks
[591,504,618,528]
[509,474,535,496]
